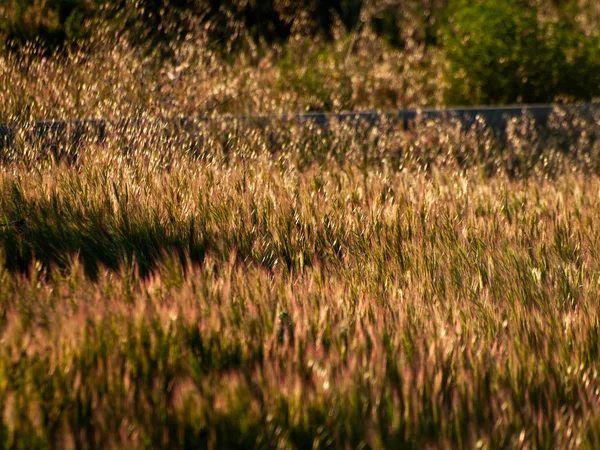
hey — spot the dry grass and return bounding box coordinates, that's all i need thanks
[1,20,600,449]
[0,23,447,123]
[0,109,598,448]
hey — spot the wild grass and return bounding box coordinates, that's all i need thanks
[0,25,446,122]
[0,110,599,448]
[1,13,600,447]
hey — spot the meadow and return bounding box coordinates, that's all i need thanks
[2,7,600,447]
[0,108,598,448]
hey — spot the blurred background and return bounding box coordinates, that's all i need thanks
[1,0,599,119]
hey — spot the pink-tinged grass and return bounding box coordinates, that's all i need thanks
[0,115,599,447]
[1,21,600,447]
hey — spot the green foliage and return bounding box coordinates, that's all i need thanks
[277,42,354,111]
[3,0,600,108]
[0,0,443,56]
[440,0,600,105]
[0,0,105,51]
[0,0,367,53]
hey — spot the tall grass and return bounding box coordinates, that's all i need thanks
[0,22,446,122]
[1,13,600,448]
[0,109,599,447]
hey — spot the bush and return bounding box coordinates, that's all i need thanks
[277,41,354,111]
[0,0,108,51]
[0,0,208,54]
[440,0,600,105]
[0,0,450,56]
[0,0,367,54]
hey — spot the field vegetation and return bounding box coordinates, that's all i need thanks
[0,111,598,448]
[1,1,600,448]
[1,0,600,114]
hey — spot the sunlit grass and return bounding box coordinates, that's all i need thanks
[0,24,447,123]
[1,17,600,448]
[0,113,598,447]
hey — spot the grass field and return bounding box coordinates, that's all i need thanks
[2,14,600,446]
[0,111,598,448]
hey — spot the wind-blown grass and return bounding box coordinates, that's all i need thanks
[2,6,600,446]
[0,114,600,448]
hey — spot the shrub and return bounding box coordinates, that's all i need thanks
[0,0,367,54]
[0,0,105,51]
[440,0,600,105]
[276,41,354,111]
[0,0,449,55]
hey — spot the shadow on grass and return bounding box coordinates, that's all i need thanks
[0,192,209,279]
[0,187,315,280]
